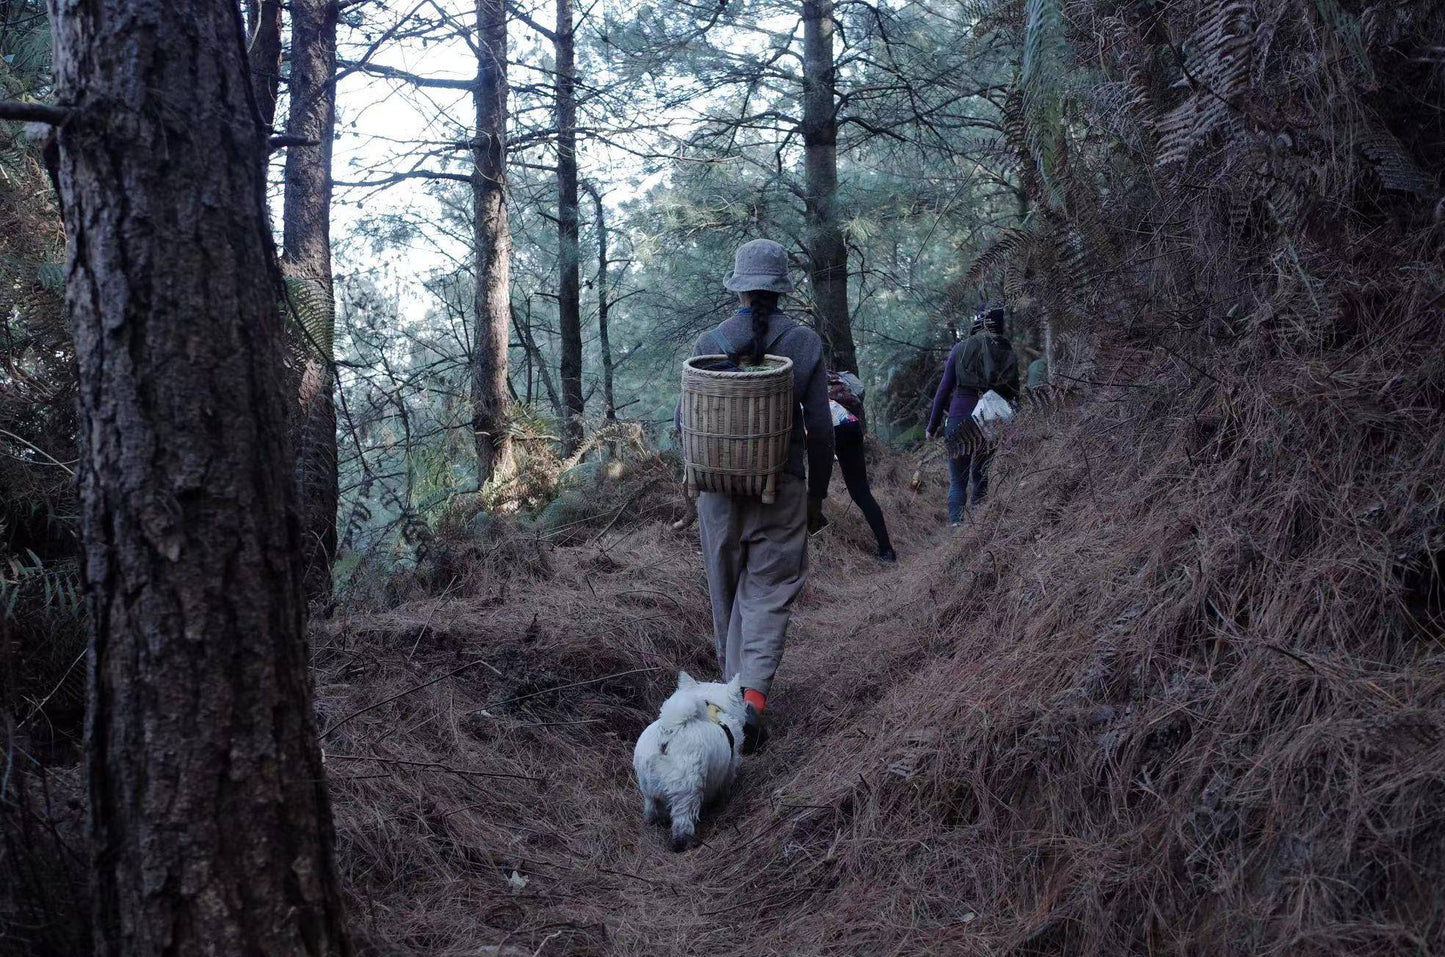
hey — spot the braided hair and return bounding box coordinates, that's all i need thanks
[744,291,780,363]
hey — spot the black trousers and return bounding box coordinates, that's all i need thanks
[833,420,892,553]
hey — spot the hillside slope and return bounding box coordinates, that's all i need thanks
[319,349,1444,955]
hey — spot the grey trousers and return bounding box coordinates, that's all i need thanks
[696,474,809,697]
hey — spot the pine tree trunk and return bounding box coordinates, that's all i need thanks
[801,0,857,375]
[555,0,585,451]
[46,1,350,952]
[284,0,340,606]
[586,182,616,422]
[248,0,284,130]
[472,0,514,483]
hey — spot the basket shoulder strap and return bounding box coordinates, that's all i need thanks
[708,321,794,360]
[762,322,795,357]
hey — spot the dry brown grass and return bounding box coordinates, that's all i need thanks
[319,244,1443,954]
[711,315,1445,954]
[313,444,946,955]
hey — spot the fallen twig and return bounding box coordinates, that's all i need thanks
[408,575,460,659]
[324,753,542,782]
[320,658,496,739]
[474,666,661,713]
[590,477,662,545]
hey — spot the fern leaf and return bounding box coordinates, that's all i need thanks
[1156,0,1253,169]
[283,275,336,361]
[1361,128,1435,195]
[1020,0,1067,204]
[964,222,1044,289]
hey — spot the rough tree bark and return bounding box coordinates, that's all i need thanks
[472,0,515,482]
[283,0,340,605]
[584,181,616,422]
[248,0,284,130]
[801,0,857,374]
[46,1,350,952]
[555,0,585,451]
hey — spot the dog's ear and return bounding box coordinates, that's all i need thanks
[726,674,743,696]
[677,670,697,689]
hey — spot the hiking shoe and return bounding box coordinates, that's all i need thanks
[742,704,769,755]
[876,546,897,563]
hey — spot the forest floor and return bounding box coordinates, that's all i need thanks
[14,360,1440,955]
[318,445,963,956]
[319,356,1445,957]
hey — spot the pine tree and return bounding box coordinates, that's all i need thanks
[472,0,516,483]
[44,2,351,950]
[283,0,342,605]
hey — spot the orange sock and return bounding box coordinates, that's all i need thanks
[744,689,767,712]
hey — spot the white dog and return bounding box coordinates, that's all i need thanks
[633,671,745,851]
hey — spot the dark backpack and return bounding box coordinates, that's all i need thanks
[954,333,1016,395]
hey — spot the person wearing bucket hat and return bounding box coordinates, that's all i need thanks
[924,303,1019,523]
[677,238,833,754]
[724,238,796,295]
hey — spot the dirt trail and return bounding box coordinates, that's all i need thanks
[590,464,956,952]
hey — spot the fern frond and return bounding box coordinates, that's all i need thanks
[1020,0,1067,204]
[1361,127,1436,195]
[1156,0,1253,169]
[1003,253,1029,303]
[959,0,1023,32]
[2,550,82,621]
[1001,88,1041,197]
[37,260,64,291]
[953,135,1012,160]
[283,275,336,361]
[1087,81,1152,154]
[964,221,1047,289]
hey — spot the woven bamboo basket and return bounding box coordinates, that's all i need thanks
[680,354,794,503]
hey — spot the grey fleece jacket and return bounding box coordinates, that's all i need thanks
[678,308,834,500]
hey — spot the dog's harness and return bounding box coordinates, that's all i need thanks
[706,702,736,754]
[659,701,736,757]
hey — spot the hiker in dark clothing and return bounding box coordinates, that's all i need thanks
[828,370,896,562]
[925,306,1020,523]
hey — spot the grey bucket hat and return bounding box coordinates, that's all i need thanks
[723,239,794,294]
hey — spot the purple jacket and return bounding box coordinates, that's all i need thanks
[926,341,980,435]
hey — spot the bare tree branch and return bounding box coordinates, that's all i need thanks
[0,100,71,125]
[333,169,474,189]
[506,0,558,41]
[338,59,476,90]
[269,134,320,150]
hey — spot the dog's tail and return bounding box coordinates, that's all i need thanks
[657,693,706,731]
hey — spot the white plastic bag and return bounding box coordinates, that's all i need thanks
[971,389,1014,424]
